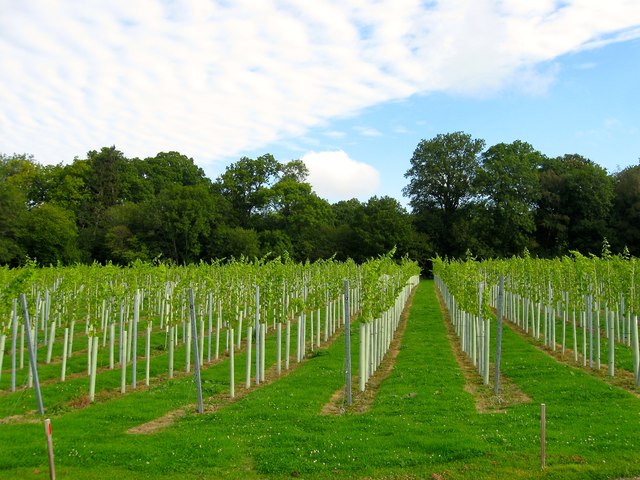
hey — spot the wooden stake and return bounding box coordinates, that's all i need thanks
[44,418,55,480]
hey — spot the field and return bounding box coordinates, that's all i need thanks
[2,280,640,479]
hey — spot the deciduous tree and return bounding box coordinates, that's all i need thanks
[476,140,543,256]
[404,132,485,257]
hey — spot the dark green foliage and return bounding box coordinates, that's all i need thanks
[476,140,544,256]
[1,133,638,267]
[404,131,485,258]
[19,203,80,265]
[405,133,629,260]
[535,154,613,255]
[610,164,640,255]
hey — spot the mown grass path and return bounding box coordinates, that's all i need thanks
[2,281,640,479]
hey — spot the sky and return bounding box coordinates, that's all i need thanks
[1,0,639,207]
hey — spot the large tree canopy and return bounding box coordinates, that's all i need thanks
[215,154,281,228]
[404,131,485,257]
[404,131,485,214]
[476,140,544,256]
[535,154,613,255]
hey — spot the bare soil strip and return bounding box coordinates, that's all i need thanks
[436,291,530,413]
[0,414,41,425]
[320,285,417,415]
[506,320,640,399]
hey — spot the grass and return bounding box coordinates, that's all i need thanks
[2,281,640,479]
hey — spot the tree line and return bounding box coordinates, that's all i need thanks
[1,132,638,268]
[0,148,423,267]
[404,131,639,261]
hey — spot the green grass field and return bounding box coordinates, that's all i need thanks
[2,281,640,479]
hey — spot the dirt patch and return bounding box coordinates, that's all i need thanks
[0,413,41,425]
[128,406,187,434]
[321,285,417,415]
[436,291,531,413]
[320,387,348,415]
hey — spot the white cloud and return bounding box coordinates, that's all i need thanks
[302,150,380,201]
[1,0,639,167]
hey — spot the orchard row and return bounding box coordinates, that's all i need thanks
[0,254,420,408]
[434,251,640,385]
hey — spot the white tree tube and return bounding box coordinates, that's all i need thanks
[68,320,75,357]
[109,322,115,369]
[261,322,266,382]
[120,330,127,393]
[596,310,601,370]
[324,303,329,342]
[45,321,55,364]
[215,303,221,360]
[285,320,291,370]
[0,335,5,382]
[10,301,17,391]
[608,311,615,377]
[310,310,314,352]
[296,316,301,363]
[245,326,253,389]
[359,323,366,392]
[562,310,567,354]
[168,326,174,379]
[61,327,69,381]
[573,311,578,363]
[185,321,191,373]
[632,315,639,385]
[89,336,98,402]
[229,327,235,398]
[87,335,93,375]
[255,323,261,385]
[207,295,212,363]
[582,312,587,367]
[132,291,139,389]
[145,322,151,386]
[483,316,490,386]
[302,313,307,359]
[276,322,282,375]
[199,318,205,367]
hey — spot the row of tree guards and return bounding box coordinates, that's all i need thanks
[434,250,640,388]
[0,254,421,413]
[435,273,506,393]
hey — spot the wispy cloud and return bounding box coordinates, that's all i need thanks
[354,126,383,137]
[323,131,347,139]
[302,150,380,201]
[393,125,414,135]
[575,62,598,70]
[576,116,637,145]
[1,0,639,167]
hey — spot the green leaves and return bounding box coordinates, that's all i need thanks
[404,131,485,215]
[359,251,420,323]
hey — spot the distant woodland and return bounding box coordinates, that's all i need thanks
[1,131,639,269]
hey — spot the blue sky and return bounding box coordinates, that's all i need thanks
[1,1,639,207]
